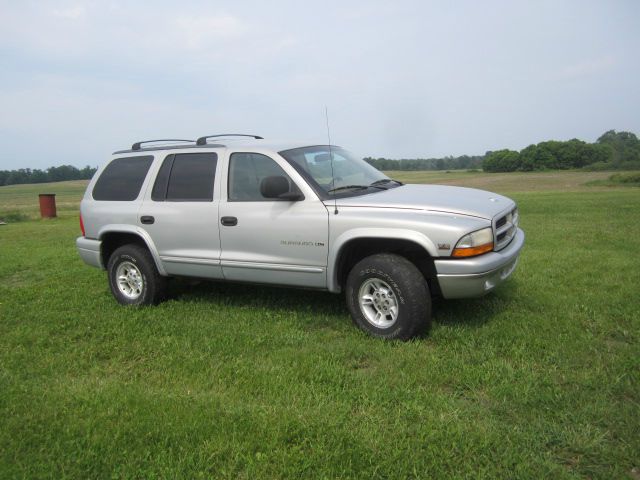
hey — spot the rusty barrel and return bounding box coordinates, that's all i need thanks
[38,194,57,218]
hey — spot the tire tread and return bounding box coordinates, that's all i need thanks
[346,253,431,340]
[107,244,167,305]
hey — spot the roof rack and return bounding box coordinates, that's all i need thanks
[131,139,194,151]
[196,134,263,146]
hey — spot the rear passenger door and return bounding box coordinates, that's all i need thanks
[139,152,223,279]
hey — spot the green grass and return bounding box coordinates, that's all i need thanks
[385,169,626,193]
[0,180,88,220]
[586,172,640,188]
[1,174,639,478]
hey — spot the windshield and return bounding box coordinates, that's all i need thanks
[279,146,394,198]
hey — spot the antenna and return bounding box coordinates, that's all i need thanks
[325,106,338,215]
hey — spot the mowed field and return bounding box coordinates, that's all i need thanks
[1,171,639,479]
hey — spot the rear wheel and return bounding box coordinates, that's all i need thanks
[107,244,167,305]
[346,253,431,340]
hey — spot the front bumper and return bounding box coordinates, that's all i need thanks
[434,228,525,299]
[76,236,103,269]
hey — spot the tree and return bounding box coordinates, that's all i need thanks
[597,130,640,164]
[0,164,97,186]
[483,149,520,172]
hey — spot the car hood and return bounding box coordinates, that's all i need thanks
[329,184,514,220]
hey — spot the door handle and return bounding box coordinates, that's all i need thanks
[221,216,238,226]
[140,215,155,225]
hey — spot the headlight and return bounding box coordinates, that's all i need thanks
[506,208,519,229]
[452,227,494,258]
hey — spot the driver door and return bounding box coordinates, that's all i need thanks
[219,152,329,288]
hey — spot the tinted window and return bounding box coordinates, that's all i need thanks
[151,154,173,201]
[228,153,293,201]
[93,156,153,201]
[152,153,217,202]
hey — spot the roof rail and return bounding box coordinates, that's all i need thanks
[196,134,263,146]
[131,139,194,151]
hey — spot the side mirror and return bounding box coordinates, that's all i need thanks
[260,176,304,201]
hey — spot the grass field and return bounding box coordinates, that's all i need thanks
[0,180,88,219]
[1,171,639,478]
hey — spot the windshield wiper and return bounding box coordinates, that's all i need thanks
[327,184,370,194]
[370,178,403,187]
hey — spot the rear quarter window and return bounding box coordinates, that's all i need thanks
[92,156,153,201]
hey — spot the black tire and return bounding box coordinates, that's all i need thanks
[345,253,431,340]
[107,244,167,306]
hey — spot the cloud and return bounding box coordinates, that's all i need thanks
[52,5,86,19]
[559,55,617,79]
[0,3,251,61]
[175,14,247,49]
[0,0,638,169]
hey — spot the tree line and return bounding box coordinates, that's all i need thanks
[1,130,637,185]
[364,130,639,172]
[364,155,484,171]
[0,165,97,187]
[483,130,640,172]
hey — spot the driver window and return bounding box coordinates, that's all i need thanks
[228,153,294,201]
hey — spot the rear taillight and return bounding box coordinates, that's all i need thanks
[79,213,85,236]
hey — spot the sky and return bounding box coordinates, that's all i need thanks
[0,0,639,170]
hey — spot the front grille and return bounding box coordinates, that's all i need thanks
[493,207,518,251]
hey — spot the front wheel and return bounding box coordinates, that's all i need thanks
[107,244,167,305]
[346,253,431,340]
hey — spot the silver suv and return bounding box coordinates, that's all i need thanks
[77,135,524,340]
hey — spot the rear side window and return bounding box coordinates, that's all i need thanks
[151,153,217,202]
[93,156,153,201]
